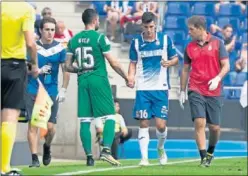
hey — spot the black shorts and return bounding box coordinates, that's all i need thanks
[188,90,223,125]
[25,93,59,124]
[1,59,27,110]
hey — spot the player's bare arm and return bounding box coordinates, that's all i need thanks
[179,63,191,109]
[161,56,179,68]
[65,53,80,73]
[24,31,39,77]
[180,63,191,92]
[61,63,70,89]
[127,62,137,88]
[104,52,128,82]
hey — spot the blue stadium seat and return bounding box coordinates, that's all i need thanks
[235,42,242,51]
[235,89,242,99]
[217,17,241,33]
[223,89,233,99]
[129,1,137,15]
[242,32,247,43]
[229,51,239,72]
[166,2,191,16]
[192,2,215,16]
[235,72,247,86]
[223,73,232,86]
[243,5,248,18]
[92,1,107,16]
[205,16,215,31]
[228,89,241,100]
[175,44,184,61]
[163,16,187,31]
[165,30,186,45]
[183,37,192,50]
[175,45,183,54]
[218,4,243,16]
[241,18,247,33]
[188,1,197,7]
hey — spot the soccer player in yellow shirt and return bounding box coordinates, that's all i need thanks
[1,2,39,175]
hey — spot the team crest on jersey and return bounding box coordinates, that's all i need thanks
[161,106,168,114]
[208,45,212,51]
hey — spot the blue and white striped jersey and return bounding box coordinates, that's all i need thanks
[129,32,177,90]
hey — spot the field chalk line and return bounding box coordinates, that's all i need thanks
[57,156,246,175]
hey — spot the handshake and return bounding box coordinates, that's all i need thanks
[126,77,135,88]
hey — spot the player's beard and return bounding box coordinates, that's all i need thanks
[95,25,99,31]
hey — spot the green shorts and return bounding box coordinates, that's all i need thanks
[78,74,115,118]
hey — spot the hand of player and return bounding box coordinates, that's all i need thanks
[56,88,67,103]
[31,64,40,78]
[127,77,135,88]
[39,65,52,74]
[161,60,173,68]
[208,76,221,91]
[179,91,186,109]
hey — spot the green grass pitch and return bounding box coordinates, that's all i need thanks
[18,157,247,175]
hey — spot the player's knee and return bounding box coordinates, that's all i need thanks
[155,119,166,132]
[209,124,220,133]
[194,118,206,130]
[28,123,38,134]
[48,126,56,135]
[156,126,166,133]
[140,120,149,128]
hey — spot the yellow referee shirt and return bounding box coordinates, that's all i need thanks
[1,2,35,59]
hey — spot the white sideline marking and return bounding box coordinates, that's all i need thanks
[56,156,245,175]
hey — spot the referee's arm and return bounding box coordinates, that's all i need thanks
[23,6,39,76]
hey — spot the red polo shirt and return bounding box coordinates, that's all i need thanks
[184,33,229,96]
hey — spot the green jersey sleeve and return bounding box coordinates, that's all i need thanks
[67,39,74,56]
[98,34,111,54]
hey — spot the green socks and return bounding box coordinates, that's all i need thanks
[80,122,92,156]
[80,118,115,154]
[103,119,115,148]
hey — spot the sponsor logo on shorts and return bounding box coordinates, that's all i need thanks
[161,106,168,115]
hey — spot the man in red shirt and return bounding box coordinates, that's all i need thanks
[180,16,230,167]
[54,21,73,48]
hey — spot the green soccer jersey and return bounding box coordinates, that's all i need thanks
[67,29,111,77]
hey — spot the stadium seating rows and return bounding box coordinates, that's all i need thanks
[90,1,247,100]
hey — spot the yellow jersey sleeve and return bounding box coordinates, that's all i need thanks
[22,5,35,32]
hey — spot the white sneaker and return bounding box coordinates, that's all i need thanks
[158,148,168,165]
[139,159,150,166]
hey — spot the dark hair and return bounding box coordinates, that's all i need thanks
[223,24,233,30]
[39,17,56,29]
[142,12,156,24]
[187,15,207,30]
[41,7,52,16]
[82,8,98,25]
